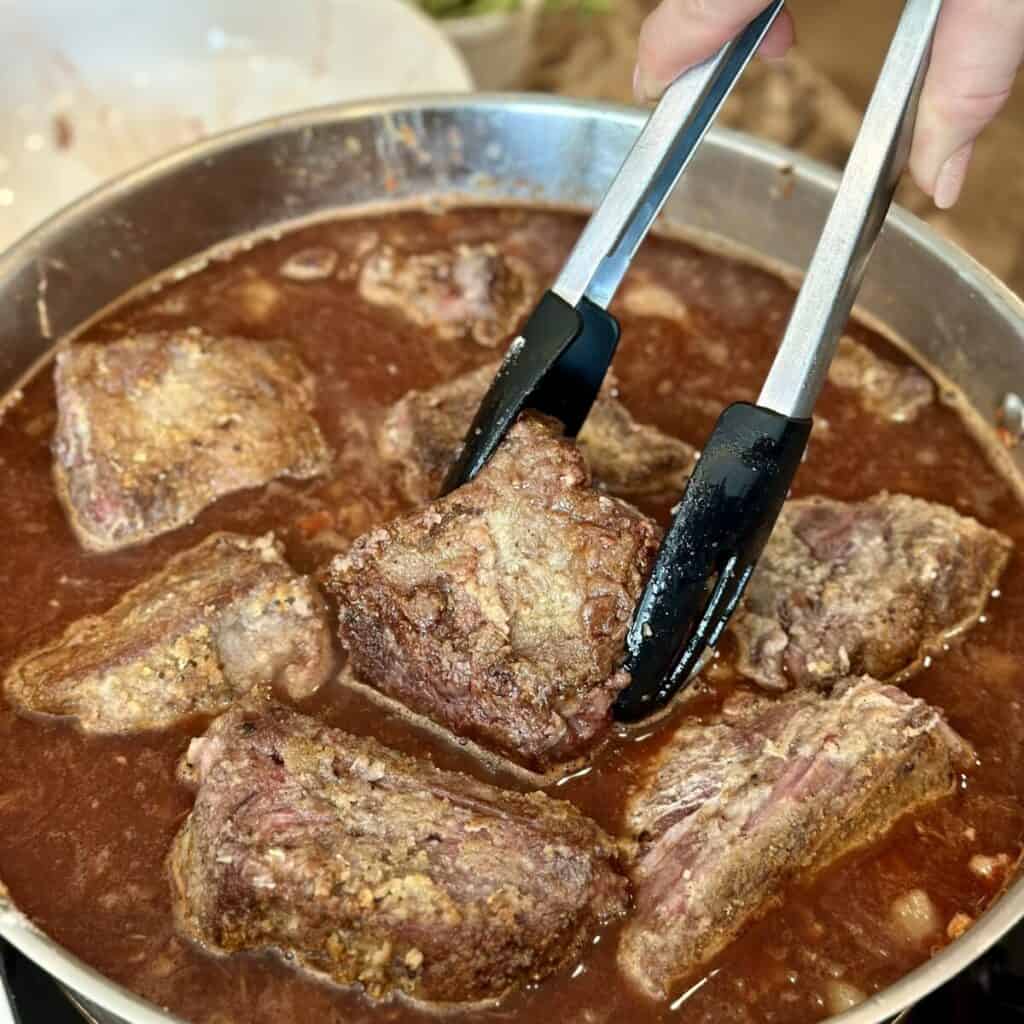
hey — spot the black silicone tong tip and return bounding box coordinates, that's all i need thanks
[613,402,811,723]
[440,291,621,495]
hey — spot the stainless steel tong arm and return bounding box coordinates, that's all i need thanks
[757,0,943,420]
[551,0,784,312]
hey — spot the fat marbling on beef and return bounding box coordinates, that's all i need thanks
[4,533,332,733]
[358,243,535,348]
[326,412,661,776]
[731,494,1012,690]
[619,678,971,1000]
[170,705,628,1006]
[53,329,332,551]
[378,360,696,504]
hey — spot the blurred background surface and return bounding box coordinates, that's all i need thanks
[523,0,1024,297]
[4,0,1022,299]
[0,0,472,248]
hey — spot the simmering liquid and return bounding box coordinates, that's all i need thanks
[0,205,1021,1024]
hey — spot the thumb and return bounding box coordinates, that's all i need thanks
[909,0,1024,208]
[634,0,795,102]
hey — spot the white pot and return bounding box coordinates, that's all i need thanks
[439,0,543,91]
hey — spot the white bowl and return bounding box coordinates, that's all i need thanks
[0,0,472,249]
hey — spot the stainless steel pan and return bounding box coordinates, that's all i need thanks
[0,94,1021,1024]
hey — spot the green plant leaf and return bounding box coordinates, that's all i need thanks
[412,0,610,17]
[415,0,522,16]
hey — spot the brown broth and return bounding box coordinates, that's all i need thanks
[0,204,1022,1024]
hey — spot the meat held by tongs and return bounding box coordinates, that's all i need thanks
[442,0,944,723]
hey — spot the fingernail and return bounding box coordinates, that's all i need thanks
[633,64,665,104]
[933,143,972,210]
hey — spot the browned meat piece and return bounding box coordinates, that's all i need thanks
[326,413,661,775]
[53,329,332,551]
[577,388,697,500]
[732,494,1012,691]
[4,533,332,733]
[618,679,971,999]
[170,705,627,1006]
[375,363,496,505]
[828,336,935,422]
[618,274,692,324]
[358,243,535,348]
[378,361,696,504]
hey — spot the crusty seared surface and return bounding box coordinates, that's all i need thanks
[618,678,971,1000]
[4,533,332,733]
[326,413,660,774]
[378,360,696,504]
[53,329,331,551]
[170,705,628,1006]
[732,494,1012,691]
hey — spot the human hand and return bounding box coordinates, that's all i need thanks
[633,0,1024,209]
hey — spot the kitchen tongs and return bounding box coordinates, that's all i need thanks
[443,0,943,723]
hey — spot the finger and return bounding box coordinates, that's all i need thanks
[909,0,1024,207]
[634,0,795,102]
[758,14,795,61]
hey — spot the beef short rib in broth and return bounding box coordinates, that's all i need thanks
[170,705,628,1006]
[379,361,697,505]
[327,413,661,775]
[1,204,1022,1024]
[732,494,1012,691]
[828,336,936,423]
[619,679,971,1000]
[4,532,332,733]
[358,243,536,349]
[53,329,332,551]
